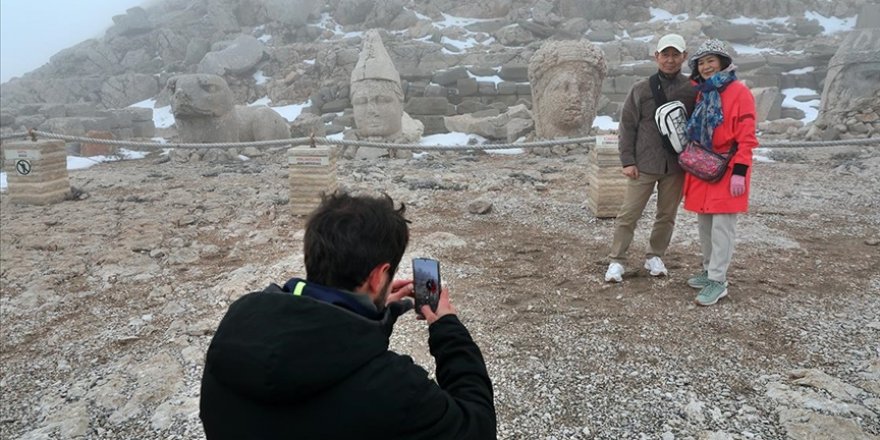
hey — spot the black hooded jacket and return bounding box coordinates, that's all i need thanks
[200,279,496,439]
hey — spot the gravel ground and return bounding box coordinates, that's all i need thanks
[1,145,878,439]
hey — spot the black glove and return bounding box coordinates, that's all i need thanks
[379,299,414,336]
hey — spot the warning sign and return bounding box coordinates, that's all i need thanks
[15,160,32,175]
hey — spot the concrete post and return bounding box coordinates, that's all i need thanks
[3,139,70,205]
[288,145,337,216]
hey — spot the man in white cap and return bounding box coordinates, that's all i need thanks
[604,34,697,283]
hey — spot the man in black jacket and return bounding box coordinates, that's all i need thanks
[200,192,496,439]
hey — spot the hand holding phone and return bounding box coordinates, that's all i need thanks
[412,258,441,316]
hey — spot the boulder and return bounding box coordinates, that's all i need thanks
[101,74,160,109]
[751,87,783,122]
[109,7,154,37]
[289,113,326,138]
[704,22,758,43]
[154,29,188,65]
[334,0,374,25]
[444,104,533,141]
[264,0,323,27]
[198,35,266,76]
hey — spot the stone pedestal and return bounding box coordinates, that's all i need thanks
[587,135,627,218]
[288,145,337,216]
[3,140,70,205]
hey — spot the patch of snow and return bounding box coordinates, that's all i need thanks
[129,99,175,129]
[730,44,777,54]
[649,8,689,23]
[257,34,272,43]
[593,116,619,131]
[784,67,815,75]
[781,88,821,124]
[303,59,316,65]
[271,100,312,122]
[729,16,788,26]
[238,155,251,161]
[468,71,504,84]
[253,70,269,85]
[486,148,525,155]
[435,13,495,29]
[442,36,481,51]
[753,148,775,163]
[326,132,345,141]
[249,96,272,107]
[805,11,856,35]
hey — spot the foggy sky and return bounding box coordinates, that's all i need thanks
[0,0,145,83]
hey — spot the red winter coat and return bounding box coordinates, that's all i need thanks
[683,80,758,214]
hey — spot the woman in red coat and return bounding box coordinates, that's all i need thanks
[682,40,758,306]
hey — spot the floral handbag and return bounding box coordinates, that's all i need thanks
[678,140,738,182]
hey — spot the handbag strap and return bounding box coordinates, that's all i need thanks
[649,73,677,155]
[649,73,668,106]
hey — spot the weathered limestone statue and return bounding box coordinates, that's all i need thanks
[168,74,289,147]
[528,40,607,142]
[814,10,880,140]
[345,30,423,159]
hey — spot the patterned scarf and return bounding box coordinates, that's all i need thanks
[687,68,737,149]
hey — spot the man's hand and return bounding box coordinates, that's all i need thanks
[622,165,639,180]
[420,287,457,325]
[386,279,414,305]
[730,175,746,197]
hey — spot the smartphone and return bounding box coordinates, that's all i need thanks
[412,258,441,315]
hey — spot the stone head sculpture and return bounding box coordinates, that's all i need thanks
[528,40,607,139]
[350,30,404,138]
[168,73,239,143]
[818,28,880,123]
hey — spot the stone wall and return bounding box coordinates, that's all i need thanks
[0,104,155,141]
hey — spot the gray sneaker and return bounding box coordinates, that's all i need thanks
[687,270,710,289]
[695,280,729,306]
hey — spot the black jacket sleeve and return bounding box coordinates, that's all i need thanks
[397,315,496,439]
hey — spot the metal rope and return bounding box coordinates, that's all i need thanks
[1,129,877,150]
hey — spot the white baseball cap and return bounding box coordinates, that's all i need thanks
[656,34,686,53]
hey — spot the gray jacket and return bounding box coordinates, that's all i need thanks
[618,71,696,175]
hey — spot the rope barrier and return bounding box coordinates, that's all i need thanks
[0,130,596,150]
[1,129,877,150]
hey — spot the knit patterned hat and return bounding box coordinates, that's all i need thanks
[687,39,733,72]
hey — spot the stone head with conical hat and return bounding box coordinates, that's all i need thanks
[528,40,607,139]
[350,30,404,137]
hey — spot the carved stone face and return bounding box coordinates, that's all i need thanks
[351,79,403,137]
[534,64,599,137]
[818,29,880,124]
[168,74,234,119]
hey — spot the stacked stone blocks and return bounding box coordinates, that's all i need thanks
[3,139,70,205]
[288,145,337,216]
[587,135,627,218]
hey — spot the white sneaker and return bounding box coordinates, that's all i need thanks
[644,256,668,277]
[604,262,624,283]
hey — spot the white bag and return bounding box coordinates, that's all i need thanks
[654,100,689,153]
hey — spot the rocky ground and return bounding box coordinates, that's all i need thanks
[1,143,879,439]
